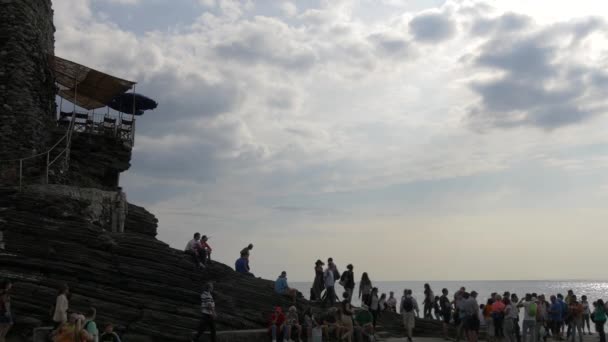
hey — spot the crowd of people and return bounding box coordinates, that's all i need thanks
[4,245,608,342]
[269,257,608,342]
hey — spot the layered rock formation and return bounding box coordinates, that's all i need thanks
[0,186,303,341]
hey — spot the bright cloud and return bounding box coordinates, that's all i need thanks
[52,0,608,281]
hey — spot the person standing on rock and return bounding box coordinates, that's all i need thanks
[185,233,204,268]
[358,273,372,307]
[340,264,355,304]
[192,283,217,342]
[312,260,325,301]
[0,280,13,342]
[53,284,70,329]
[323,263,336,307]
[440,288,452,340]
[240,243,253,257]
[387,291,398,313]
[200,235,212,265]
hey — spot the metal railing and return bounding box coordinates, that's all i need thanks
[0,114,76,191]
[56,111,136,146]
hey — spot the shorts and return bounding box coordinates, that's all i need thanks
[403,312,416,330]
[443,311,452,324]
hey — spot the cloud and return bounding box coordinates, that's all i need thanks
[466,16,608,130]
[408,11,457,43]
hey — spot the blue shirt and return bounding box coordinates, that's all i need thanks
[550,301,563,321]
[275,277,288,294]
[235,257,249,273]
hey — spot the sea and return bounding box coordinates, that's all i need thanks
[291,280,608,307]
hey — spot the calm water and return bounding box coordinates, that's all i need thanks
[291,280,608,307]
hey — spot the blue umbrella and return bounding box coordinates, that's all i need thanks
[108,93,158,115]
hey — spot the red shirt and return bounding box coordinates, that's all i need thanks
[200,241,212,252]
[270,312,286,327]
[492,301,506,313]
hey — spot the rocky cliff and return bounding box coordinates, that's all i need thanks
[0,186,303,341]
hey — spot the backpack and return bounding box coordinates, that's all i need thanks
[402,297,414,312]
[528,302,537,317]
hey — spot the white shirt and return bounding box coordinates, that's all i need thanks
[323,268,334,288]
[185,239,199,252]
[53,294,69,323]
[508,303,519,319]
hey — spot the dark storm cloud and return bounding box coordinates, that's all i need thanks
[409,12,457,43]
[466,17,608,130]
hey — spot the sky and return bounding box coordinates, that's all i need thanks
[52,0,608,281]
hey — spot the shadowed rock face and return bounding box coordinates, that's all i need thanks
[0,187,303,341]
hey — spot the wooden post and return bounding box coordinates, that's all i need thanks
[19,159,22,191]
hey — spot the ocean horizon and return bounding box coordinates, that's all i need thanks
[291,279,608,307]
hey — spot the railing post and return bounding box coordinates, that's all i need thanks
[46,152,50,184]
[19,159,22,192]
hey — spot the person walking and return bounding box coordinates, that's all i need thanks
[191,283,217,342]
[401,289,419,342]
[0,280,13,342]
[358,273,372,307]
[592,300,606,342]
[340,264,355,304]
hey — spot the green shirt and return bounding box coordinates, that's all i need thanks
[355,310,372,326]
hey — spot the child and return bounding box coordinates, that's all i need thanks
[100,324,121,342]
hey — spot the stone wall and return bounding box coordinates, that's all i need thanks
[0,0,56,162]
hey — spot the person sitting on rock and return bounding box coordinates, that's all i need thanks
[53,313,93,342]
[354,305,374,342]
[83,307,98,342]
[320,307,342,341]
[240,243,253,257]
[275,271,298,304]
[269,306,288,342]
[285,306,303,342]
[184,233,204,268]
[100,323,122,342]
[200,235,212,265]
[235,253,254,277]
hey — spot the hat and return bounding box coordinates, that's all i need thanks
[315,259,325,265]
